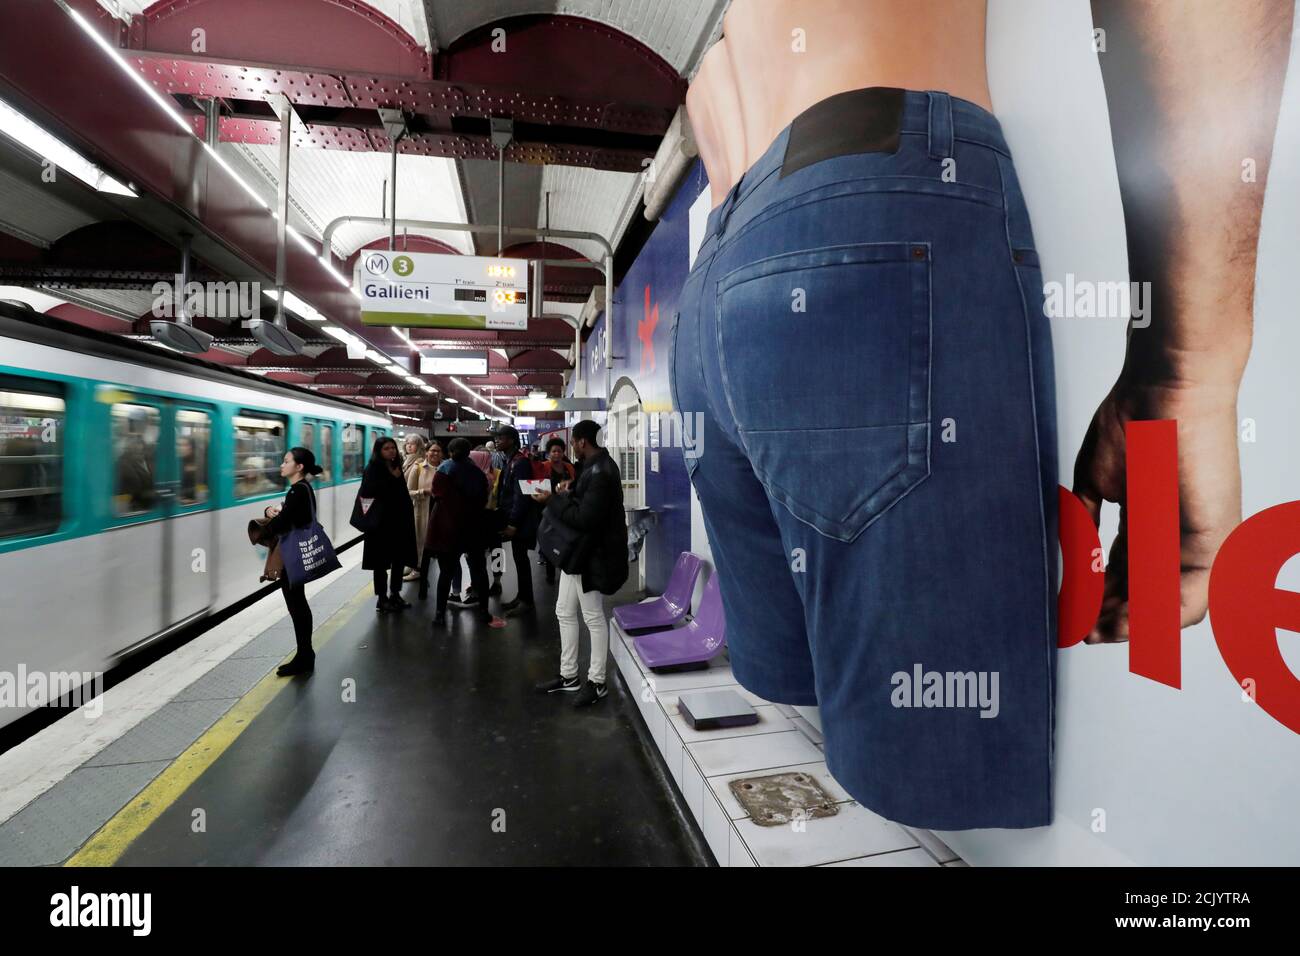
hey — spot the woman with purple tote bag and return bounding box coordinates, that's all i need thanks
[263,447,341,676]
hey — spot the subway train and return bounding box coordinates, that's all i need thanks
[0,303,391,729]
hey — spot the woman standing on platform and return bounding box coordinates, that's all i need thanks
[415,441,455,598]
[401,435,427,580]
[263,446,324,676]
[361,436,418,613]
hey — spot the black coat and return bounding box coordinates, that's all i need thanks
[544,447,628,595]
[496,452,541,549]
[360,459,418,570]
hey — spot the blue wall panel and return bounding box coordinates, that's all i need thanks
[572,162,708,594]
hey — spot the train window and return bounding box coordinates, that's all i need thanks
[176,410,211,506]
[112,403,160,516]
[318,422,334,483]
[0,385,65,540]
[342,423,363,478]
[300,420,315,457]
[233,412,286,499]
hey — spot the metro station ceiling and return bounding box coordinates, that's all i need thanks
[0,0,728,422]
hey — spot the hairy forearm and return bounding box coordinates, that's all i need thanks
[1091,0,1293,386]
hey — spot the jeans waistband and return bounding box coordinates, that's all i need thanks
[702,88,1011,243]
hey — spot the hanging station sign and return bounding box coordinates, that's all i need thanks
[357,252,528,330]
[420,349,490,375]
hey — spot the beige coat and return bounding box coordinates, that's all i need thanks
[407,459,435,560]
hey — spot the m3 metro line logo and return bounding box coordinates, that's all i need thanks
[1059,420,1300,738]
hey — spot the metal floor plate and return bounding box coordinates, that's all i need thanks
[728,771,840,827]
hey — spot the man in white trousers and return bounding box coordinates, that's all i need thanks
[531,420,629,707]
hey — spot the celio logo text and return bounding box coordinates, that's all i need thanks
[1061,420,1300,737]
[49,886,151,936]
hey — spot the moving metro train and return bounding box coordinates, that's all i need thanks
[0,303,392,729]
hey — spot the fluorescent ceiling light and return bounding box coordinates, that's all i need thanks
[444,397,459,404]
[404,376,423,386]
[364,349,388,363]
[419,384,436,394]
[449,376,512,418]
[264,288,324,322]
[63,4,194,136]
[287,225,318,256]
[0,97,136,196]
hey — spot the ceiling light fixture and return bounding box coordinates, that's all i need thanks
[0,97,136,196]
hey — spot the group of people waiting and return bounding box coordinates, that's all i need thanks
[307,419,627,706]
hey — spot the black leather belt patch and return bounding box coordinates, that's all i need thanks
[780,87,905,178]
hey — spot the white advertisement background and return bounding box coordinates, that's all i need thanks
[682,0,1300,865]
[936,0,1300,866]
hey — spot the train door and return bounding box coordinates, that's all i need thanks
[106,393,214,656]
[167,404,215,626]
[105,394,167,646]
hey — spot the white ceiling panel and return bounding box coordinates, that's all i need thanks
[96,0,433,49]
[0,167,99,247]
[537,164,640,263]
[429,0,726,73]
[238,143,473,259]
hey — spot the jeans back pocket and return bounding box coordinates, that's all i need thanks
[714,242,932,542]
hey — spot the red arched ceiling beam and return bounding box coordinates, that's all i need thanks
[103,4,675,171]
[439,14,683,111]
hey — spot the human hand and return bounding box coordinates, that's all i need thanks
[556,480,572,493]
[265,505,282,519]
[532,490,551,504]
[502,525,516,540]
[1072,376,1242,643]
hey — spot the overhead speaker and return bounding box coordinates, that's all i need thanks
[149,320,214,354]
[247,319,305,356]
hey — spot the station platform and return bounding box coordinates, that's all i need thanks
[0,549,708,866]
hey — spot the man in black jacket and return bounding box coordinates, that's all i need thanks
[531,420,628,707]
[493,424,541,617]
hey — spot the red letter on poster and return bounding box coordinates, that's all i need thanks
[1209,501,1300,736]
[1126,420,1181,687]
[1058,486,1104,648]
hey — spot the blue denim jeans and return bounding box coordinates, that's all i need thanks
[670,89,1058,830]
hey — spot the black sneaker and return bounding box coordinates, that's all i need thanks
[457,588,479,606]
[535,675,580,694]
[573,680,607,708]
[488,579,502,597]
[505,602,535,619]
[431,608,447,627]
[389,595,411,610]
[276,655,315,677]
[376,597,393,613]
[500,597,522,613]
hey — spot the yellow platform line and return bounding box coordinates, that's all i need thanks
[66,582,373,867]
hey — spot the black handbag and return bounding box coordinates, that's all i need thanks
[349,487,383,534]
[536,508,590,575]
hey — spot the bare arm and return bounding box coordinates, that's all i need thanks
[1076,0,1294,641]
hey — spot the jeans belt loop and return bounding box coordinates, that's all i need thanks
[926,90,954,160]
[717,180,741,236]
